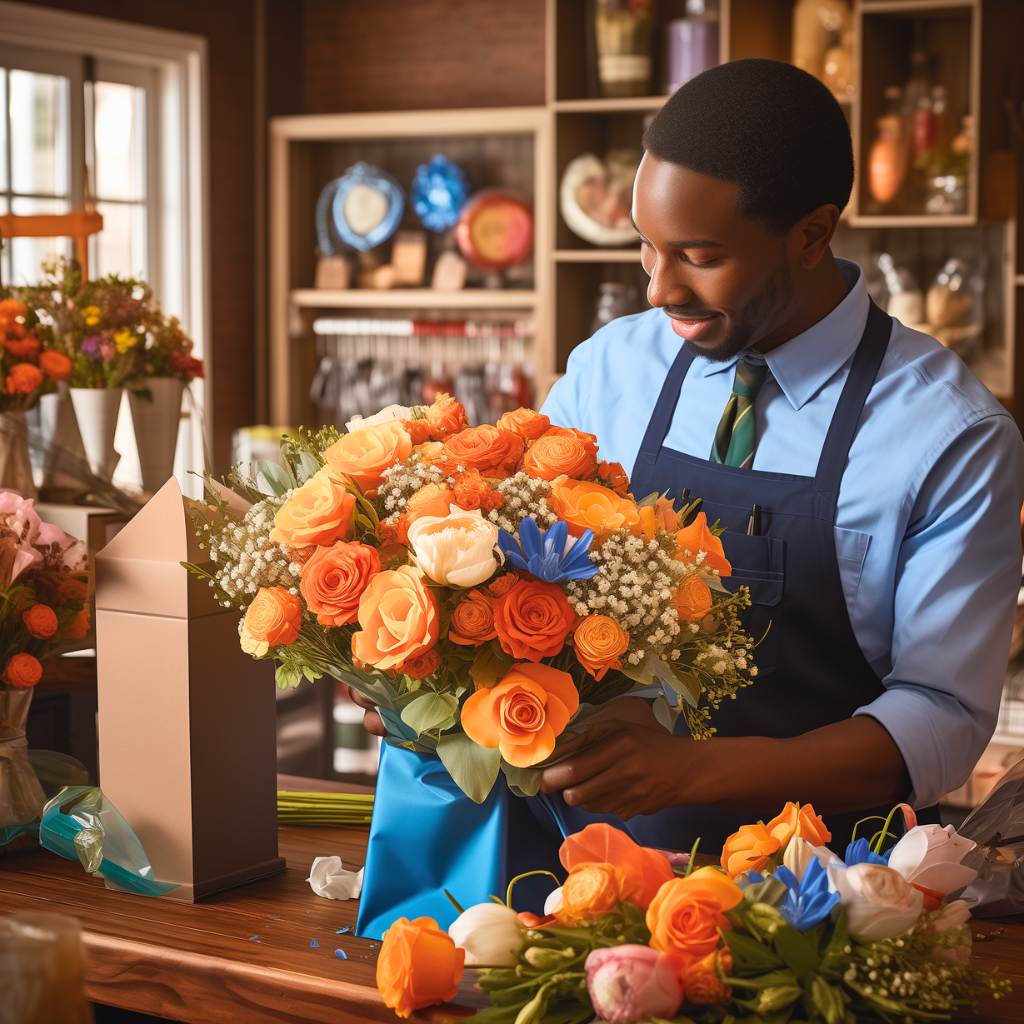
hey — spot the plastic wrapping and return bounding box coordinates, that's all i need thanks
[956,755,1024,917]
[0,688,48,848]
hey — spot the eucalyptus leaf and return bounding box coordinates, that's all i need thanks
[651,695,677,732]
[437,733,501,804]
[501,762,542,797]
[400,692,459,735]
[257,459,292,496]
[667,664,702,708]
[470,644,514,691]
[292,450,321,484]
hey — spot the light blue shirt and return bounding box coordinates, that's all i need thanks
[542,259,1024,807]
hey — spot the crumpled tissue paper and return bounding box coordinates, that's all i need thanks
[307,855,364,900]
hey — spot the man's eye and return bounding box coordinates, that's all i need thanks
[680,253,719,268]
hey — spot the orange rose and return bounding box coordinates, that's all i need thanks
[5,362,44,395]
[323,420,412,494]
[414,440,445,463]
[548,478,640,539]
[636,498,681,540]
[240,587,302,657]
[449,589,497,645]
[441,425,523,476]
[351,565,439,672]
[400,483,455,543]
[765,801,831,847]
[39,349,72,381]
[4,653,43,689]
[597,460,630,496]
[64,607,91,641]
[493,579,576,661]
[425,392,469,440]
[674,575,713,623]
[4,334,41,359]
[461,662,579,767]
[58,576,90,602]
[270,469,356,549]
[402,419,432,445]
[522,427,598,481]
[403,648,440,680]
[720,823,783,877]
[560,823,674,909]
[23,604,58,639]
[299,541,381,627]
[487,573,520,598]
[556,862,624,924]
[675,512,731,577]
[573,614,629,681]
[497,407,551,441]
[0,298,27,328]
[646,868,742,963]
[376,916,464,1019]
[685,948,733,1004]
[452,468,503,512]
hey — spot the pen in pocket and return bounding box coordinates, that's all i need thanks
[746,504,762,536]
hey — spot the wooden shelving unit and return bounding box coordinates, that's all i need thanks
[289,288,538,310]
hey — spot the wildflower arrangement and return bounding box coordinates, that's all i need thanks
[186,393,757,802]
[375,810,1011,1022]
[0,296,73,411]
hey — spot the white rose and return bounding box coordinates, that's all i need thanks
[407,506,499,588]
[448,902,524,966]
[828,863,924,941]
[345,404,414,433]
[887,824,977,896]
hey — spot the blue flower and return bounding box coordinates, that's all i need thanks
[844,838,889,867]
[773,859,840,932]
[497,518,598,583]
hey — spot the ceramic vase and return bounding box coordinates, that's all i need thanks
[36,383,88,492]
[0,410,37,499]
[128,377,184,494]
[69,387,122,481]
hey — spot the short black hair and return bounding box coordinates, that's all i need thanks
[642,59,854,233]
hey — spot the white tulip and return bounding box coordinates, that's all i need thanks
[828,863,924,941]
[345,404,414,433]
[783,837,818,880]
[448,902,524,966]
[887,824,978,896]
[407,506,500,588]
[544,886,564,917]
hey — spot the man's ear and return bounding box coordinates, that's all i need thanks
[790,203,841,270]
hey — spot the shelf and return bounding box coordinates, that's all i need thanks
[289,288,538,310]
[553,96,669,114]
[847,215,978,229]
[555,248,640,263]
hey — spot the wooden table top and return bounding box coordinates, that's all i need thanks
[1,777,1022,1024]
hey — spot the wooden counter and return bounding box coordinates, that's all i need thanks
[1,779,1022,1023]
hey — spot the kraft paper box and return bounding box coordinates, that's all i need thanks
[95,478,284,901]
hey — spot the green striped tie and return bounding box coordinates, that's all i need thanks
[710,358,769,469]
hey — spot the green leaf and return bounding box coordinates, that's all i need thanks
[470,643,514,691]
[651,694,677,732]
[721,930,785,973]
[256,459,292,496]
[436,733,501,803]
[502,762,542,797]
[773,924,820,979]
[400,692,459,735]
[291,450,321,483]
[739,874,789,907]
[808,975,847,1024]
[667,664,701,708]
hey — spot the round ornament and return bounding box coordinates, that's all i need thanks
[411,155,469,232]
[315,162,405,254]
[454,191,533,271]
[559,150,640,247]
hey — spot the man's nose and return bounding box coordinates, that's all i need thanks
[646,258,694,310]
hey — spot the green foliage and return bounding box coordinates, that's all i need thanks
[436,733,501,804]
[400,691,459,735]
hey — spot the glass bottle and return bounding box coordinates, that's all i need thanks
[593,0,653,99]
[591,281,638,335]
[868,87,909,208]
[876,253,924,327]
[665,0,719,93]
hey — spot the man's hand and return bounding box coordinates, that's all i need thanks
[342,685,386,737]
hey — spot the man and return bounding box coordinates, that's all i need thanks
[535,58,1024,849]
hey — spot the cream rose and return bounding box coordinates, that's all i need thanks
[407,505,500,588]
[345,404,414,434]
[828,863,924,941]
[448,903,524,967]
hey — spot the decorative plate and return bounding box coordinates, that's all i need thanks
[454,191,534,271]
[411,155,469,233]
[559,150,640,247]
[315,162,405,255]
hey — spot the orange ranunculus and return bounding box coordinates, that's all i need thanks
[452,468,503,512]
[400,483,455,542]
[4,653,43,689]
[323,420,412,494]
[58,576,90,602]
[299,541,381,627]
[403,648,440,680]
[675,511,731,577]
[425,392,469,440]
[720,823,783,877]
[685,948,733,1004]
[559,823,674,910]
[376,916,464,1019]
[548,477,640,539]
[0,298,27,328]
[414,440,445,463]
[461,662,579,767]
[23,604,58,639]
[765,801,831,847]
[402,418,432,445]
[441,425,523,476]
[556,862,625,924]
[5,362,44,395]
[64,607,90,641]
[522,427,598,481]
[448,589,497,645]
[487,573,519,598]
[493,579,576,661]
[646,868,742,963]
[497,407,550,441]
[674,575,713,623]
[39,349,72,381]
[573,614,629,681]
[597,460,630,496]
[4,334,41,359]
[351,565,439,672]
[270,469,356,549]
[240,587,302,657]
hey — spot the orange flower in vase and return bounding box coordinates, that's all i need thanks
[5,363,44,395]
[4,653,43,689]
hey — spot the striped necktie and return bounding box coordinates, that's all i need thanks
[710,358,769,469]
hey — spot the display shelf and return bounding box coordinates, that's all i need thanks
[290,288,538,310]
[554,248,640,263]
[848,214,978,229]
[553,96,669,114]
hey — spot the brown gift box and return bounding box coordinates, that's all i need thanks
[95,478,284,900]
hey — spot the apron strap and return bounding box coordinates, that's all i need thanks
[637,343,696,459]
[813,300,893,503]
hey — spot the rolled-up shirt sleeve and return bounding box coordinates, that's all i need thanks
[854,412,1024,807]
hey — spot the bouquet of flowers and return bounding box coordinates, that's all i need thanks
[374,809,1012,1022]
[187,393,757,803]
[1,296,73,409]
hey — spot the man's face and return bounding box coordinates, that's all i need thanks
[632,153,799,362]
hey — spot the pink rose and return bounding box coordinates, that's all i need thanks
[585,945,686,1023]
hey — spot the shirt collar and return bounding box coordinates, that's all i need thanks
[699,259,869,411]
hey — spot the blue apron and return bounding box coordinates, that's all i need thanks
[626,300,938,853]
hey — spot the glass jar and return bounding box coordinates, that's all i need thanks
[591,282,639,335]
[593,0,653,98]
[664,1,719,93]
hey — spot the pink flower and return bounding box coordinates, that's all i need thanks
[585,945,686,1023]
[0,491,45,585]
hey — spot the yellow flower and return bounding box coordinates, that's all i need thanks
[114,329,138,353]
[83,305,101,327]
